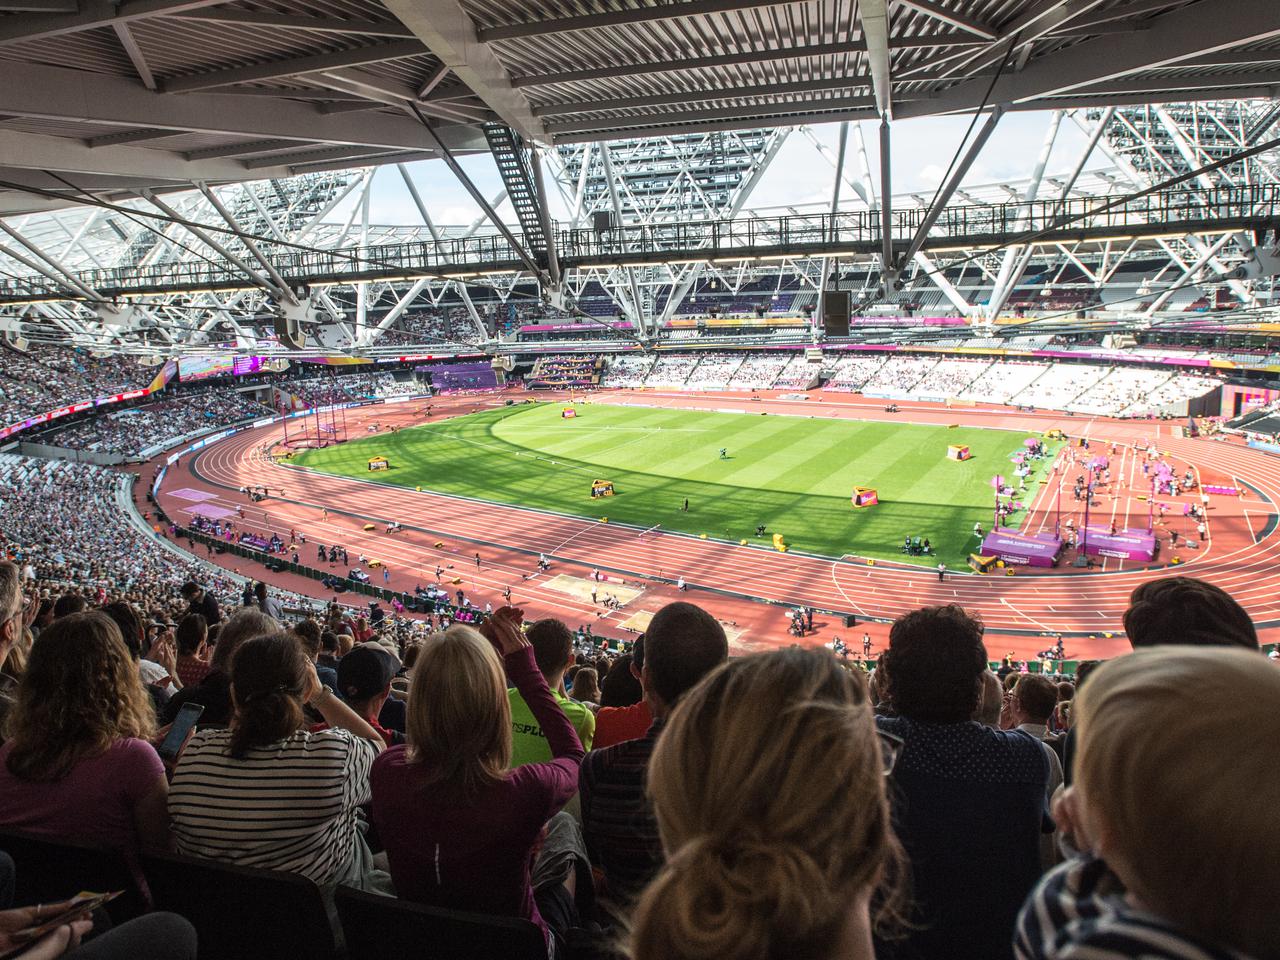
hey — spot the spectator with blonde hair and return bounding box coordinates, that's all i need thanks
[1018,646,1280,960]
[631,647,902,960]
[371,609,587,957]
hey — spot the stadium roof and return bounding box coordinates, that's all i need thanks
[0,0,1278,214]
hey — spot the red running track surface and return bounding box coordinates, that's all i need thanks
[144,388,1280,661]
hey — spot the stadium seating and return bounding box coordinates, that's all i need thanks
[142,851,338,960]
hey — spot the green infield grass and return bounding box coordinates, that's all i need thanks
[290,401,1062,568]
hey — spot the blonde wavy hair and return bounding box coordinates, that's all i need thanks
[4,611,156,782]
[631,647,903,960]
[1074,646,1280,960]
[406,625,511,792]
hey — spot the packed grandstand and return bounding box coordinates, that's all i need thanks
[3,1,1280,958]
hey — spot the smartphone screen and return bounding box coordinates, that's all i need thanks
[158,702,204,762]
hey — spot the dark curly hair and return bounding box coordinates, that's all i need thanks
[1123,576,1257,650]
[883,605,988,723]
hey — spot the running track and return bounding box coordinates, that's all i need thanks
[147,389,1280,659]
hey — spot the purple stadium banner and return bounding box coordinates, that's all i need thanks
[979,529,1064,567]
[1080,527,1158,561]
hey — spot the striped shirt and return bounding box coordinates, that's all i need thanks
[168,726,376,885]
[1016,855,1255,960]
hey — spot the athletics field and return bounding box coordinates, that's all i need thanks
[291,401,1060,567]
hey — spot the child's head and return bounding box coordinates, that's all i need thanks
[1072,646,1279,958]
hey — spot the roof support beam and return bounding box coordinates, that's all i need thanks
[858,0,893,117]
[160,40,429,94]
[112,22,155,90]
[0,1,78,10]
[196,183,297,304]
[476,0,790,42]
[897,0,998,40]
[544,94,879,135]
[897,0,1280,118]
[900,104,1005,267]
[171,9,417,37]
[86,128,181,147]
[381,0,544,141]
[0,58,481,154]
[533,77,869,117]
[509,32,986,88]
[0,0,228,47]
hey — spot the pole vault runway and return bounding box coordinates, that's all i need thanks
[149,388,1280,658]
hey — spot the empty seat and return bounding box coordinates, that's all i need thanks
[142,850,337,960]
[335,885,547,960]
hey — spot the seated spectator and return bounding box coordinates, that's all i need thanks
[52,593,86,619]
[510,619,595,765]
[569,666,601,713]
[102,600,178,703]
[632,647,903,960]
[1017,647,1280,960]
[1008,675,1066,767]
[293,618,337,690]
[1123,576,1258,648]
[592,637,651,748]
[180,580,221,626]
[161,608,278,725]
[0,612,171,861]
[318,631,341,672]
[580,602,728,906]
[876,605,1049,960]
[598,653,642,708]
[371,611,587,958]
[168,632,387,891]
[335,643,402,746]
[174,613,211,689]
[973,669,1003,727]
[253,581,284,621]
[1064,578,1258,786]
[0,563,23,734]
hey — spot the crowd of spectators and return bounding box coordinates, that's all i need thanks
[0,344,146,427]
[0,556,1273,960]
[36,392,270,457]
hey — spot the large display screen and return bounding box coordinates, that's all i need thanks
[232,356,266,377]
[178,356,234,381]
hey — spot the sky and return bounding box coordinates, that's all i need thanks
[329,109,1102,228]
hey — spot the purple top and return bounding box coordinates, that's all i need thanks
[0,738,166,855]
[370,646,584,942]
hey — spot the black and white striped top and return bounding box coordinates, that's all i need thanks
[1016,855,1255,960]
[168,726,376,885]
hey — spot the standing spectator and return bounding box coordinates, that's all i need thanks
[630,647,901,960]
[509,619,595,765]
[181,581,221,626]
[1017,647,1280,960]
[0,612,171,860]
[253,581,284,621]
[169,632,387,891]
[580,602,728,905]
[876,605,1048,960]
[371,612,588,956]
[592,637,651,749]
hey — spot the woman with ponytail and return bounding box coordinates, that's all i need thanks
[631,648,903,960]
[168,632,388,893]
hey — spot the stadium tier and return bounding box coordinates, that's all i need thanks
[4,5,1280,956]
